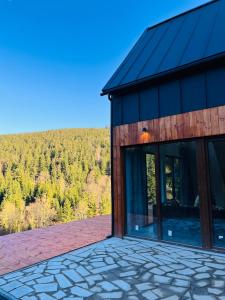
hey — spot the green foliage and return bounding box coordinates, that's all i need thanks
[0,128,111,234]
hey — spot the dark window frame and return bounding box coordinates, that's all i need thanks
[122,135,225,252]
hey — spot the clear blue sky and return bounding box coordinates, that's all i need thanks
[0,0,210,134]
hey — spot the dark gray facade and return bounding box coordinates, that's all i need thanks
[112,64,225,126]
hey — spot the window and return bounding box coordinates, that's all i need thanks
[160,141,201,246]
[125,146,157,239]
[208,138,225,248]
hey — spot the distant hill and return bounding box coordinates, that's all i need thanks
[0,128,111,234]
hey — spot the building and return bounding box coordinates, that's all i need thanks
[102,0,225,251]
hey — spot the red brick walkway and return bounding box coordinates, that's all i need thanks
[0,215,111,275]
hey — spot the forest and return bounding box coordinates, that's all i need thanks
[0,128,111,235]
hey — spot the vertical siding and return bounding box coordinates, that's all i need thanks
[206,67,225,108]
[139,87,159,121]
[159,80,181,117]
[181,73,206,112]
[112,65,225,127]
[122,93,139,124]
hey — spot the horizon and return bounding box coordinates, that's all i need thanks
[0,126,109,136]
[0,0,210,134]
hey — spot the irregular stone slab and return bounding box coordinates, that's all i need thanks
[91,264,118,274]
[91,262,106,268]
[71,286,93,297]
[173,279,190,287]
[90,286,102,293]
[162,296,179,300]
[53,290,67,300]
[10,286,33,299]
[98,292,123,299]
[4,272,24,280]
[142,290,158,300]
[205,262,225,270]
[194,280,209,287]
[76,266,90,276]
[212,280,225,288]
[98,281,117,292]
[39,293,55,300]
[195,273,211,280]
[1,280,23,292]
[193,295,216,300]
[37,275,54,284]
[136,283,154,291]
[0,279,6,286]
[55,274,72,288]
[63,270,83,283]
[20,274,42,283]
[77,282,89,289]
[119,271,137,278]
[113,279,131,291]
[168,286,187,294]
[153,275,172,284]
[86,274,103,285]
[177,268,195,276]
[167,273,190,280]
[47,269,61,274]
[34,283,58,293]
[105,257,115,265]
[26,280,35,286]
[22,296,37,300]
[151,268,165,275]
[208,288,223,295]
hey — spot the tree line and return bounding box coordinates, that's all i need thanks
[0,128,111,234]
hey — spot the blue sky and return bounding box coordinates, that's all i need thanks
[0,0,210,134]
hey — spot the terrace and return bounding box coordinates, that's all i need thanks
[1,237,225,299]
[0,215,111,276]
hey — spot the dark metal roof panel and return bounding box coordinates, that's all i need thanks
[120,24,169,85]
[180,2,219,65]
[103,31,149,91]
[138,16,185,80]
[157,9,201,73]
[205,0,225,56]
[103,0,224,95]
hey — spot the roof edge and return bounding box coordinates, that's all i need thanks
[146,0,218,32]
[101,51,225,96]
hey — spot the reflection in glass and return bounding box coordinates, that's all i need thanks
[125,146,157,239]
[208,139,225,248]
[160,141,201,246]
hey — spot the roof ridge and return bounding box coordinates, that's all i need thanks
[146,0,218,32]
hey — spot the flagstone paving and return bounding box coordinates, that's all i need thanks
[1,237,225,299]
[0,215,111,276]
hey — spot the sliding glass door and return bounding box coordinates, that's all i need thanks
[160,141,201,246]
[124,137,225,250]
[125,146,158,239]
[208,138,225,248]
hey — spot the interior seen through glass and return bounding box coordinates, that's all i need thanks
[208,139,225,248]
[160,141,201,246]
[125,141,201,246]
[125,146,157,239]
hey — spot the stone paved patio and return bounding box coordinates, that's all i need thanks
[0,215,111,276]
[1,238,225,299]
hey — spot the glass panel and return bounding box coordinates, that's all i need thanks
[125,146,157,239]
[208,139,225,248]
[160,141,201,246]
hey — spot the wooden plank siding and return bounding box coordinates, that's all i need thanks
[112,105,225,237]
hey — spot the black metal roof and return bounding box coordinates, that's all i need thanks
[102,0,225,95]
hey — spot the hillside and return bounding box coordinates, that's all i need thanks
[0,128,111,234]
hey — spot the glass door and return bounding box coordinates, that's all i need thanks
[159,141,202,246]
[208,138,225,248]
[124,140,208,248]
[125,146,158,239]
